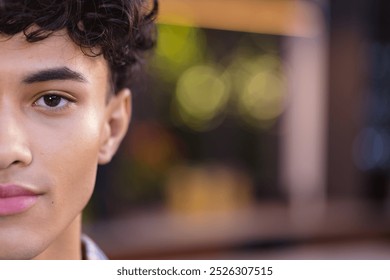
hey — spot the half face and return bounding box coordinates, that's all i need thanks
[0,30,130,259]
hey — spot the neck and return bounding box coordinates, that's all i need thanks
[33,214,82,260]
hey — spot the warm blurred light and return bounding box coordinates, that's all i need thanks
[173,65,230,131]
[165,164,254,213]
[152,24,206,82]
[107,121,183,204]
[158,0,323,37]
[125,121,180,171]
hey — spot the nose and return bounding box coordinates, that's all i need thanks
[0,108,32,170]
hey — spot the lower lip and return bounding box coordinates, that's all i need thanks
[0,196,39,216]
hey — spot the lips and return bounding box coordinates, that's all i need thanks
[0,185,39,216]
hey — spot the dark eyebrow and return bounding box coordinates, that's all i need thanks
[22,67,88,84]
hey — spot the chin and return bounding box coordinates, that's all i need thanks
[0,246,43,260]
[0,231,49,260]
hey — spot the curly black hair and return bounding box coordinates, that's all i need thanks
[0,0,158,92]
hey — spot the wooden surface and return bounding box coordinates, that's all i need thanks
[157,0,323,37]
[84,199,390,259]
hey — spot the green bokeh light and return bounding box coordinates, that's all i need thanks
[239,71,284,121]
[174,65,230,131]
[228,54,285,128]
[152,24,207,82]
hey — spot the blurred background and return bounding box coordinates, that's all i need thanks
[84,0,390,259]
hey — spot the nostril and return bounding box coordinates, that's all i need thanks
[0,143,33,169]
[12,159,32,167]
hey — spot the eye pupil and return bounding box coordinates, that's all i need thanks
[43,95,61,107]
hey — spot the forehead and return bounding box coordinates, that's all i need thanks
[0,30,109,83]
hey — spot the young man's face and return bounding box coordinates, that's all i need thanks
[0,30,130,259]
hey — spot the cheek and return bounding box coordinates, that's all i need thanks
[32,111,104,211]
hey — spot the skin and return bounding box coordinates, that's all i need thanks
[0,30,131,259]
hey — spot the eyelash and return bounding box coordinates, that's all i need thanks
[33,93,76,112]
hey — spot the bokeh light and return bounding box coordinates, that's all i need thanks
[353,127,390,171]
[239,70,284,123]
[229,54,285,128]
[165,164,254,214]
[173,64,231,131]
[152,24,206,82]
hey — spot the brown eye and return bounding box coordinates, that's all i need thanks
[43,95,62,107]
[34,93,73,110]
